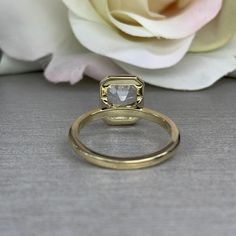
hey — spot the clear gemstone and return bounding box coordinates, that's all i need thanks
[107,84,137,106]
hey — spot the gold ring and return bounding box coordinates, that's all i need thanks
[69,76,180,170]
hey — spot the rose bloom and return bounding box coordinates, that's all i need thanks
[0,0,235,90]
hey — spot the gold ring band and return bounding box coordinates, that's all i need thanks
[69,107,180,170]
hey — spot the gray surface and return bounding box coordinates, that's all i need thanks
[0,73,236,236]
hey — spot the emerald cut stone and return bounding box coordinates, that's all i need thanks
[107,84,137,106]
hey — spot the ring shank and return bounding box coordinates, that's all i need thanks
[69,108,180,169]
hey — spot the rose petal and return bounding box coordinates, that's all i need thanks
[68,7,195,69]
[44,33,124,83]
[109,0,164,19]
[108,12,154,37]
[103,0,223,39]
[116,36,236,90]
[63,0,106,23]
[177,0,192,8]
[90,0,155,37]
[45,53,124,84]
[106,0,163,37]
[148,0,176,13]
[0,0,120,84]
[191,0,236,52]
[0,0,70,61]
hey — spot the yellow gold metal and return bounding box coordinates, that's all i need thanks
[68,75,180,170]
[69,108,180,170]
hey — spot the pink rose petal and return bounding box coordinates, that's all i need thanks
[45,53,124,84]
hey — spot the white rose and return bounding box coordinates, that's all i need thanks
[0,0,235,90]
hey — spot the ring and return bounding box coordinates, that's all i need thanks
[69,76,180,170]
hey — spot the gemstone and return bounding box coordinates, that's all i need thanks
[107,84,137,106]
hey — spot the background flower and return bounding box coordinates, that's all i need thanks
[0,0,123,82]
[65,0,220,68]
[0,0,236,90]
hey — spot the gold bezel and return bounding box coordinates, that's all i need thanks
[100,75,144,109]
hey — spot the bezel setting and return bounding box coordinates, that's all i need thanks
[100,75,144,109]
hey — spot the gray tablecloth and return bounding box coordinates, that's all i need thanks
[0,74,236,236]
